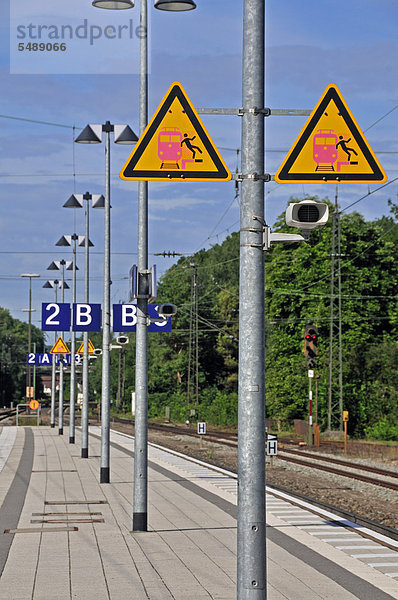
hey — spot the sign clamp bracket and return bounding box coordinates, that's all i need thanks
[233,173,271,182]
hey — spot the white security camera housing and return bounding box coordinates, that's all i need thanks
[93,348,103,356]
[116,335,129,345]
[157,303,177,317]
[285,200,329,231]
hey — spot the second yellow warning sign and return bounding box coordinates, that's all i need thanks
[275,84,387,184]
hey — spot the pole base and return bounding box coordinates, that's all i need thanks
[100,467,110,484]
[69,436,75,444]
[51,423,55,428]
[81,448,88,458]
[59,428,63,435]
[133,512,147,531]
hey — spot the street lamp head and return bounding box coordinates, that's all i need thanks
[63,194,83,208]
[75,124,102,144]
[114,124,138,145]
[154,0,196,10]
[21,273,40,278]
[92,194,106,209]
[92,0,134,8]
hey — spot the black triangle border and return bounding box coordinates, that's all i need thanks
[121,84,230,180]
[277,87,385,182]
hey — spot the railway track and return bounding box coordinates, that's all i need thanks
[124,419,398,494]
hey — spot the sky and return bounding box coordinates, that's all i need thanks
[1,0,397,339]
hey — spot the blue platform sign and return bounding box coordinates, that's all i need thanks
[113,304,171,332]
[72,303,102,332]
[26,353,82,365]
[42,303,71,331]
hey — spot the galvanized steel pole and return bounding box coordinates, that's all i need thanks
[81,199,90,458]
[50,283,58,428]
[132,0,149,531]
[100,126,112,484]
[69,234,77,443]
[59,261,66,435]
[237,0,266,598]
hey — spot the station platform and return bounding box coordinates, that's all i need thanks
[0,425,398,599]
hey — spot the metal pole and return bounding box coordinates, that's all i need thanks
[82,198,90,458]
[33,342,37,400]
[133,0,149,531]
[59,262,65,435]
[337,210,343,430]
[27,277,32,396]
[327,210,336,430]
[69,234,77,443]
[308,372,313,446]
[50,283,58,428]
[100,127,111,484]
[238,1,266,598]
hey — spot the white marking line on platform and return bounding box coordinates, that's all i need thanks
[313,531,357,536]
[337,545,382,549]
[352,553,398,558]
[269,509,309,514]
[386,573,398,578]
[369,562,398,567]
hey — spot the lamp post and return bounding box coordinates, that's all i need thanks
[43,279,69,427]
[63,195,104,450]
[93,0,196,532]
[56,234,94,452]
[48,258,77,441]
[47,259,69,435]
[75,123,137,482]
[21,273,40,400]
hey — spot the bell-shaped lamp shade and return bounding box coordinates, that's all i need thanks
[63,194,83,208]
[114,124,138,145]
[154,0,196,10]
[92,194,106,209]
[47,261,60,271]
[75,124,102,144]
[92,0,134,8]
[56,235,72,247]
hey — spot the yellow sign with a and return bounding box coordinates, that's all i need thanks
[275,84,387,184]
[29,400,39,410]
[77,339,95,355]
[120,82,231,182]
[50,336,70,354]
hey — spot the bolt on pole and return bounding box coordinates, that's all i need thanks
[237,0,266,598]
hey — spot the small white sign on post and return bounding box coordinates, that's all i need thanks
[197,422,206,435]
[266,433,278,456]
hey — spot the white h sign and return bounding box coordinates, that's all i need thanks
[197,422,206,435]
[267,433,278,456]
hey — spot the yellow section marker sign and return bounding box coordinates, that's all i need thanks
[275,84,387,184]
[77,339,95,355]
[50,336,70,354]
[120,82,231,182]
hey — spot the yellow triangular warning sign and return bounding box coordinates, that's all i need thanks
[77,339,95,355]
[50,336,71,354]
[120,82,231,182]
[275,84,387,184]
